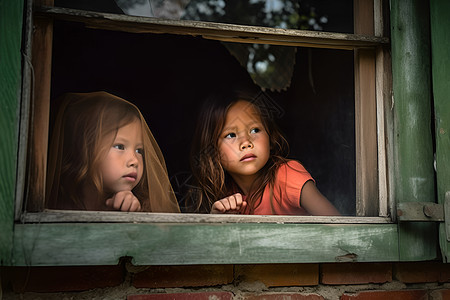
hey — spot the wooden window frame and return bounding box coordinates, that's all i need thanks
[8,0,414,266]
[23,0,390,218]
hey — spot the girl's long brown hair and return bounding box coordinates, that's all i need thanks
[46,91,180,212]
[189,88,289,213]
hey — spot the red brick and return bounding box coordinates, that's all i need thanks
[128,292,233,300]
[438,264,450,283]
[132,265,233,288]
[235,264,319,287]
[7,265,124,292]
[321,263,392,285]
[341,290,427,300]
[394,262,441,283]
[244,293,324,300]
[430,289,450,300]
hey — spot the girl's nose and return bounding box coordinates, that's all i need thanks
[240,140,254,150]
[127,152,139,167]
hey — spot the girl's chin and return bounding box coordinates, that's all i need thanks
[106,183,137,192]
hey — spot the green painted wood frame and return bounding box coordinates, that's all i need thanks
[390,0,437,261]
[1,0,444,266]
[0,0,23,266]
[12,223,398,266]
[430,0,450,262]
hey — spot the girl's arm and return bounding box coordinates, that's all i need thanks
[300,181,341,216]
[211,193,247,214]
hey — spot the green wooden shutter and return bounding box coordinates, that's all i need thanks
[430,0,450,263]
[391,0,437,261]
[0,0,24,265]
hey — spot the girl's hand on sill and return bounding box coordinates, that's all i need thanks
[211,193,247,214]
[106,191,142,212]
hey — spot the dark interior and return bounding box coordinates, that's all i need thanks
[50,19,356,215]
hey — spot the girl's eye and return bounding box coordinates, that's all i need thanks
[136,148,144,155]
[250,128,261,134]
[113,144,125,150]
[225,132,236,139]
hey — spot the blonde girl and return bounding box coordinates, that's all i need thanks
[190,89,340,215]
[46,91,180,212]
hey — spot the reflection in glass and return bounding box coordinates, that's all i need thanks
[54,0,337,30]
[183,0,328,30]
[116,0,190,19]
[116,0,152,17]
[223,43,296,91]
[180,0,328,90]
[180,1,328,90]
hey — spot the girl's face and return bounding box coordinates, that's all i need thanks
[100,119,144,194]
[218,100,270,182]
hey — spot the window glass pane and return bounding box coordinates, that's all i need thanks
[52,0,354,90]
[50,20,355,215]
[54,0,354,33]
[223,43,296,91]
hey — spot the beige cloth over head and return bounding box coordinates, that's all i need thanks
[46,91,180,213]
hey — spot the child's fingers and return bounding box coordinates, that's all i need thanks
[108,193,124,210]
[229,193,241,210]
[222,197,233,211]
[119,193,133,211]
[229,194,247,213]
[105,197,121,210]
[240,200,247,210]
[211,198,232,213]
[225,193,244,211]
[232,193,244,207]
[123,192,141,212]
[129,199,142,212]
[105,197,113,208]
[121,193,141,212]
[106,191,141,212]
[211,193,245,214]
[210,201,225,213]
[220,194,238,211]
[218,199,230,211]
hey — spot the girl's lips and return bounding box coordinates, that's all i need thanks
[240,154,257,161]
[123,172,137,181]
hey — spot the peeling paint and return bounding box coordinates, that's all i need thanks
[409,177,428,199]
[335,253,358,262]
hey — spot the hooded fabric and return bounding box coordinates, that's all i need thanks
[46,91,180,213]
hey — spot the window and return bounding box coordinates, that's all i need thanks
[24,0,390,217]
[7,0,438,266]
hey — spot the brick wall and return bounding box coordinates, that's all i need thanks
[1,261,450,299]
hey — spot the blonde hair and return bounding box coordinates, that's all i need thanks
[46,91,180,212]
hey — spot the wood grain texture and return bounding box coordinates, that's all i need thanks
[14,0,33,220]
[354,0,374,35]
[22,210,393,224]
[391,0,437,261]
[26,0,54,211]
[0,0,24,265]
[34,6,388,50]
[354,49,378,217]
[374,0,392,218]
[375,45,392,218]
[430,0,450,262]
[12,223,399,266]
[354,1,379,217]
